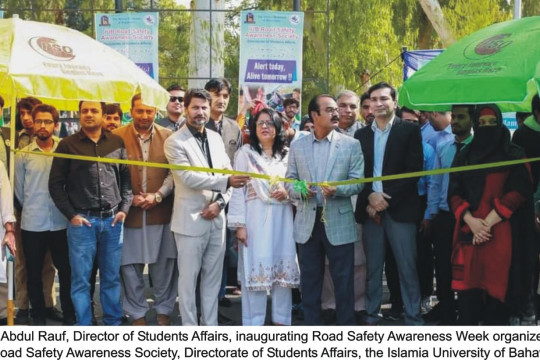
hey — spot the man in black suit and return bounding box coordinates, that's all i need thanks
[354,82,424,325]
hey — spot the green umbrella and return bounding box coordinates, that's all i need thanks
[399,16,540,112]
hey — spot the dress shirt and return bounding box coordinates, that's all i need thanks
[49,130,132,220]
[338,120,363,137]
[427,124,453,151]
[372,116,396,193]
[427,134,473,216]
[312,130,334,206]
[421,121,437,145]
[16,140,68,231]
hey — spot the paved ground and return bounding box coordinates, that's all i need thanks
[12,272,426,326]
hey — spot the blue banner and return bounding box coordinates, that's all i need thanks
[239,11,304,115]
[94,12,159,80]
[403,49,442,80]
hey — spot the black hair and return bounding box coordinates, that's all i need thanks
[283,98,299,108]
[105,103,123,118]
[308,94,335,121]
[16,97,43,131]
[367,82,396,101]
[184,88,212,108]
[78,101,106,114]
[248,108,288,160]
[204,78,232,95]
[167,84,185,92]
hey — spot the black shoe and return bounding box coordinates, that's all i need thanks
[45,307,63,322]
[32,317,46,326]
[423,303,442,323]
[219,297,232,308]
[217,312,235,325]
[355,310,367,325]
[62,314,76,326]
[321,309,337,325]
[383,307,403,321]
[15,309,30,325]
[0,317,6,325]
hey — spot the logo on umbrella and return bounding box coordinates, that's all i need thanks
[463,34,512,60]
[28,37,75,61]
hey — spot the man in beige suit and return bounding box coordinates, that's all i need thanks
[164,89,249,326]
[114,94,177,326]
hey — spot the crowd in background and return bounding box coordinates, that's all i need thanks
[1,78,539,326]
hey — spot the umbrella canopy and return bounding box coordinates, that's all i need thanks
[399,16,540,112]
[0,17,169,111]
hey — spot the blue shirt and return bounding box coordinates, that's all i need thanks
[427,134,473,216]
[427,124,453,151]
[421,121,437,145]
[372,117,395,193]
[15,140,68,231]
[312,130,333,206]
[418,142,435,218]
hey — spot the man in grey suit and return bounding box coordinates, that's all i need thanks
[164,89,249,326]
[286,94,364,325]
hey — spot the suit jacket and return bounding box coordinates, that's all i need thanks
[286,130,364,245]
[164,125,232,236]
[206,116,242,165]
[355,117,423,224]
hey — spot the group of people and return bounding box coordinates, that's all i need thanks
[1,78,540,327]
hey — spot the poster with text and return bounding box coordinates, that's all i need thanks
[239,11,304,127]
[95,12,159,80]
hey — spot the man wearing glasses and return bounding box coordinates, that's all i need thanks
[286,94,364,325]
[157,84,186,131]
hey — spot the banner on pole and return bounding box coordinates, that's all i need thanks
[402,49,442,80]
[238,11,304,127]
[94,12,159,80]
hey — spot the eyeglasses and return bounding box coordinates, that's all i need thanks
[34,120,54,126]
[169,96,184,103]
[256,120,275,128]
[323,107,339,114]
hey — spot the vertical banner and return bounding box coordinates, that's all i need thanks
[94,12,159,80]
[238,11,304,124]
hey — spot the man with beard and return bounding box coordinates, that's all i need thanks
[283,98,300,129]
[425,104,474,324]
[355,82,424,325]
[49,100,132,325]
[114,94,177,326]
[359,92,374,127]
[15,104,75,325]
[157,84,186,131]
[103,104,123,132]
[286,94,364,325]
[13,96,60,325]
[164,89,249,326]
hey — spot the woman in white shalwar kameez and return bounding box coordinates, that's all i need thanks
[228,109,299,325]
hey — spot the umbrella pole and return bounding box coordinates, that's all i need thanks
[7,93,16,326]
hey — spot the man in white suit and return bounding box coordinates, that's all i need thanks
[286,94,364,325]
[164,89,249,326]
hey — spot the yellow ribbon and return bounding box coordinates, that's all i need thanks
[12,148,540,187]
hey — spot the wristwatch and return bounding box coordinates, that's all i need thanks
[155,192,163,203]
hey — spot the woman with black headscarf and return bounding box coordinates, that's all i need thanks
[448,104,535,325]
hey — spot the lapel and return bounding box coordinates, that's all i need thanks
[182,126,208,167]
[324,131,339,180]
[302,137,314,182]
[383,117,401,168]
